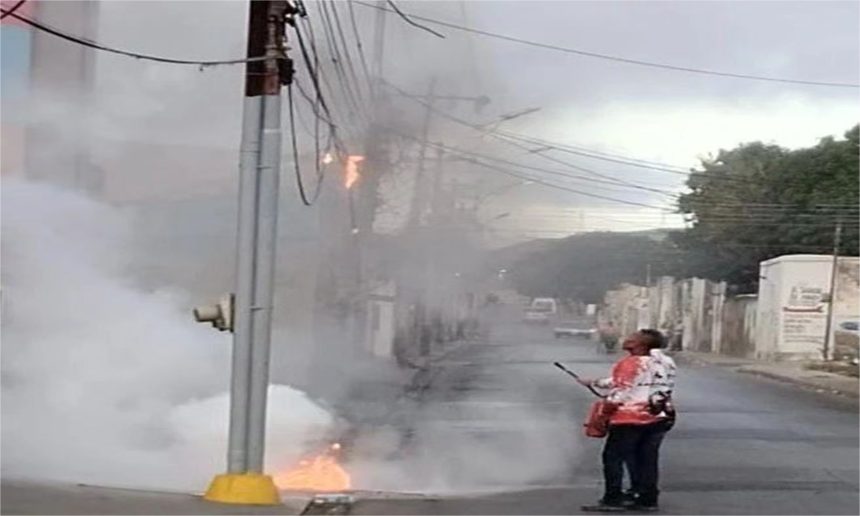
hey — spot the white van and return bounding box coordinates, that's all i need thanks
[530,298,557,315]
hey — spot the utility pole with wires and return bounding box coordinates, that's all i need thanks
[196,0,295,506]
[397,79,492,356]
[822,217,843,362]
[371,0,387,96]
[344,0,391,355]
[408,77,438,228]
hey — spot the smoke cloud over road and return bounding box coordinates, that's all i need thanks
[0,180,335,492]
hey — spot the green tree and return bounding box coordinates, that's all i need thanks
[509,231,682,304]
[673,125,859,291]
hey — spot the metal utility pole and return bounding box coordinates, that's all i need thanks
[393,81,489,356]
[408,78,438,227]
[201,0,294,505]
[406,78,438,357]
[371,0,387,98]
[342,0,387,357]
[822,218,843,362]
[427,146,445,320]
[430,146,446,222]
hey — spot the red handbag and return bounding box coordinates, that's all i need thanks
[584,400,616,438]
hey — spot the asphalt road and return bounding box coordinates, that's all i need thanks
[2,315,856,515]
[351,317,860,515]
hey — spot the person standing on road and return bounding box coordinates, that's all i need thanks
[578,329,676,512]
[599,321,619,353]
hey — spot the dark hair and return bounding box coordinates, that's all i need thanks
[639,329,666,349]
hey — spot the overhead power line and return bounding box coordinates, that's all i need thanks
[380,86,857,212]
[380,80,684,198]
[394,133,677,212]
[0,0,26,20]
[344,0,376,94]
[499,129,859,197]
[292,17,354,155]
[287,84,325,206]
[496,130,691,174]
[318,0,369,122]
[298,8,369,143]
[386,124,679,197]
[383,79,858,197]
[355,1,859,88]
[386,0,446,39]
[0,7,269,66]
[329,1,372,107]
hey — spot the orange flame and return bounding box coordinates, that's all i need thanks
[344,155,364,190]
[275,444,351,492]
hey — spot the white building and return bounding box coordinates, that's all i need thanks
[756,254,859,361]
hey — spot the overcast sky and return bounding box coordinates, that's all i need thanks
[89,0,860,242]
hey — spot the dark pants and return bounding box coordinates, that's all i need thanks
[602,421,669,505]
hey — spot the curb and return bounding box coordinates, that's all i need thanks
[735,366,859,399]
[677,352,859,399]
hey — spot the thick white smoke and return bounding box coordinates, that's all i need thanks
[0,180,334,492]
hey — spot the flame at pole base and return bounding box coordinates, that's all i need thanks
[275,448,351,492]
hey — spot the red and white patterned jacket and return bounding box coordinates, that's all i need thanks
[594,349,677,426]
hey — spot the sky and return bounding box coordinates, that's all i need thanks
[7,0,858,243]
[391,0,860,242]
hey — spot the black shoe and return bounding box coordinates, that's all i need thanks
[581,499,627,513]
[621,491,637,507]
[627,501,659,512]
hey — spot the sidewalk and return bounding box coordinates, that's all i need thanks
[0,480,313,515]
[677,351,859,399]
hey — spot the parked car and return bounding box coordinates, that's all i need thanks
[553,321,597,339]
[530,297,558,315]
[523,309,550,325]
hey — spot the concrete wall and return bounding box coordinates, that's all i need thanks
[686,278,711,352]
[601,253,858,362]
[710,282,727,354]
[835,259,860,327]
[605,277,746,357]
[721,295,758,358]
[755,255,860,361]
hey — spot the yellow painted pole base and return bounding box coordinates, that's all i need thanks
[203,473,281,505]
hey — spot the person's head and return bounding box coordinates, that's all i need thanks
[622,329,666,355]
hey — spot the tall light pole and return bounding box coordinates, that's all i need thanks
[195,0,294,506]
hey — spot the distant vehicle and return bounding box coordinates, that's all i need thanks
[834,320,859,361]
[838,321,859,333]
[530,298,557,315]
[553,321,597,339]
[523,309,550,324]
